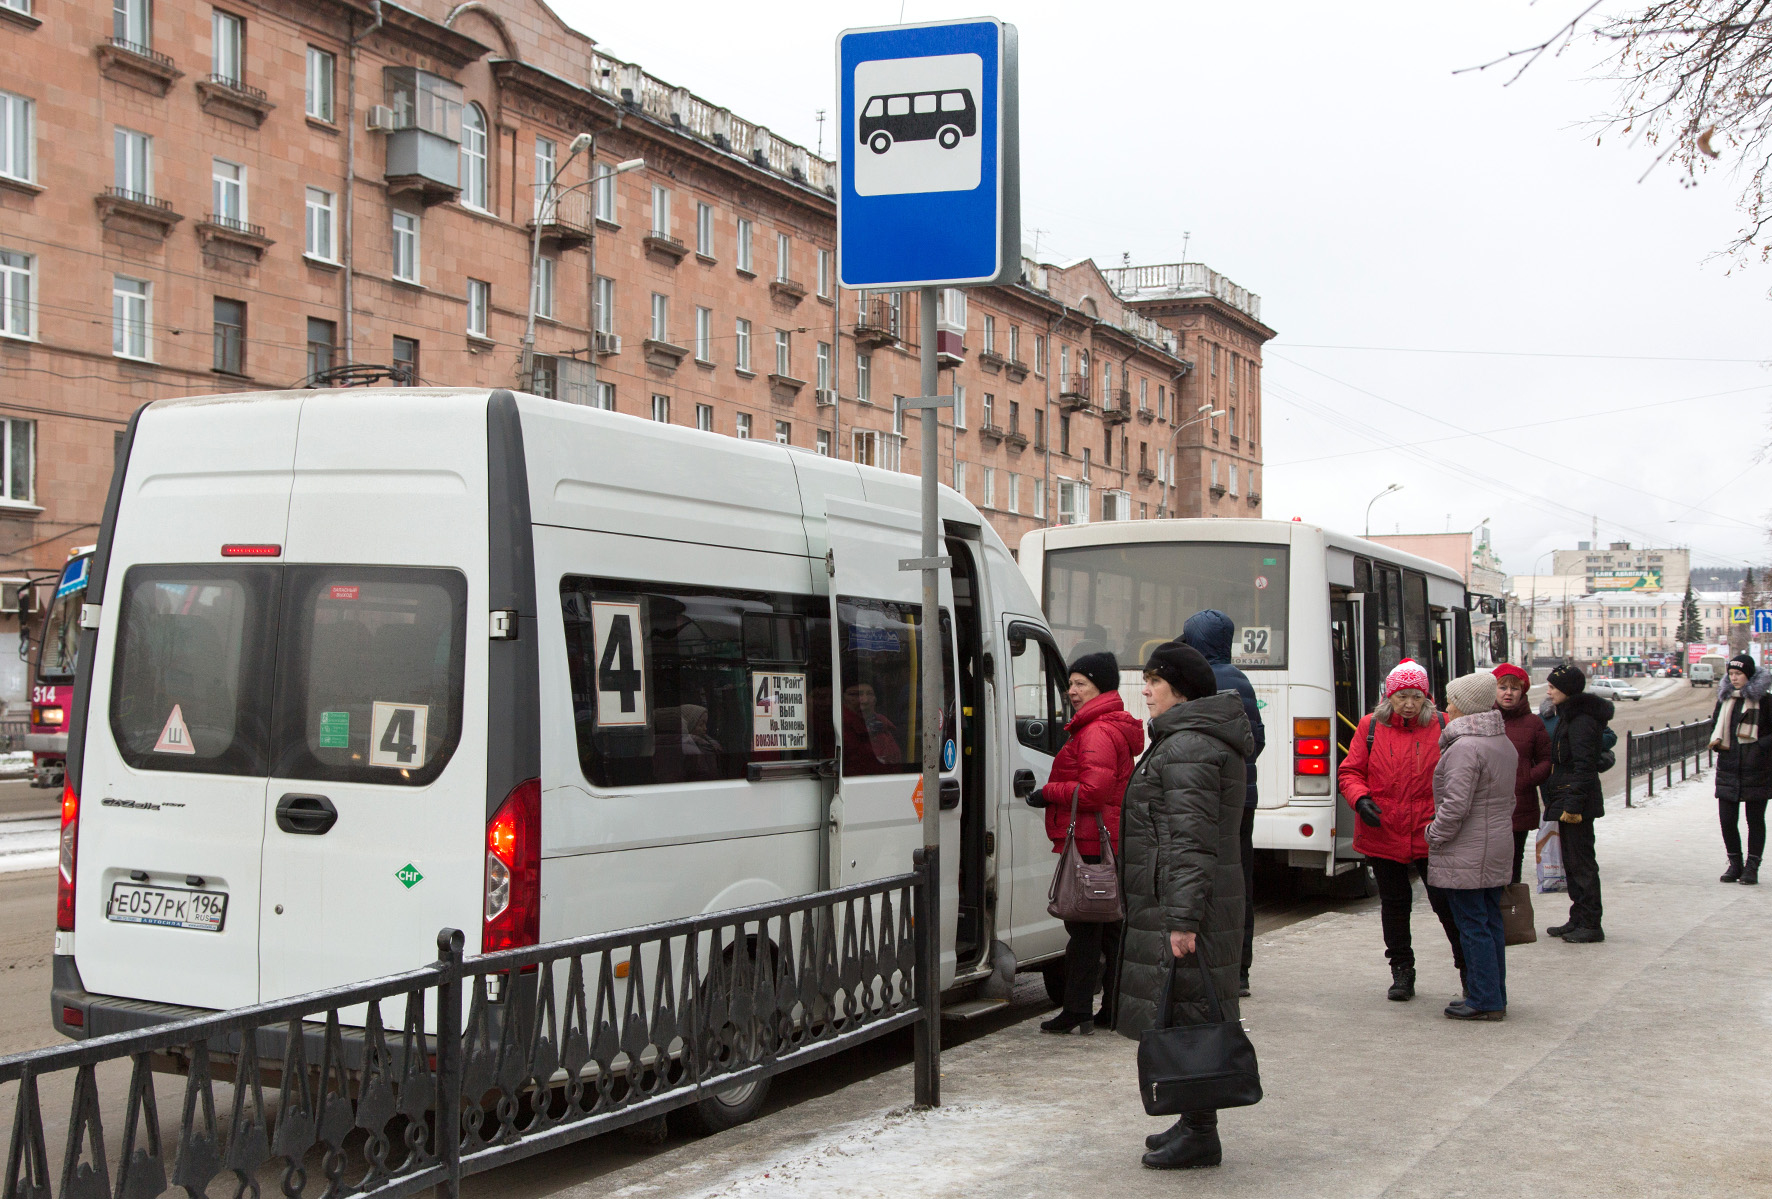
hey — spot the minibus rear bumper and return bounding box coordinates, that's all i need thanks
[52,953,211,1041]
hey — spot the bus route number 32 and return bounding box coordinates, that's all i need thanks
[1238,627,1271,660]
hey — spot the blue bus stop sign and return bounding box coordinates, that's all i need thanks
[836,18,1020,290]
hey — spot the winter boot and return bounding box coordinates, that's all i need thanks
[1040,1010,1093,1035]
[1741,855,1761,885]
[1146,1118,1187,1151]
[1546,920,1577,938]
[1561,926,1605,943]
[1387,964,1416,1002]
[1722,854,1744,883]
[1141,1113,1221,1170]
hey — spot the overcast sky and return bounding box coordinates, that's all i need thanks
[552,0,1772,575]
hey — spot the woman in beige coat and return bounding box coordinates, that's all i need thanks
[1425,672,1520,1021]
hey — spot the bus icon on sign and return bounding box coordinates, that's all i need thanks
[861,89,976,154]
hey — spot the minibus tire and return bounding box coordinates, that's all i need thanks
[676,1073,772,1135]
[1040,958,1065,1008]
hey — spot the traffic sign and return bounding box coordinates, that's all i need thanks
[836,18,1020,289]
[1731,605,1751,625]
[1755,608,1772,634]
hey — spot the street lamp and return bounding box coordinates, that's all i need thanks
[1364,483,1402,537]
[1157,403,1227,518]
[520,136,644,394]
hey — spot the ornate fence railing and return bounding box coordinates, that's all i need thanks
[1623,718,1713,807]
[1,867,926,1199]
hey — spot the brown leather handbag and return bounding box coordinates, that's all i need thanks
[1047,786,1124,922]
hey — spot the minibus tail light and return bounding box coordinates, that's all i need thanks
[56,785,78,932]
[220,543,282,558]
[484,778,540,952]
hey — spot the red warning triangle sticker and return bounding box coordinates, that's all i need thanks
[911,776,924,820]
[154,704,196,755]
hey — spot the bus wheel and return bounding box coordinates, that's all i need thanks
[675,1073,772,1135]
[1039,959,1066,1008]
[869,131,892,154]
[937,125,962,149]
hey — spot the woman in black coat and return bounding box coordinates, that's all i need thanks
[1542,664,1613,944]
[1709,654,1772,884]
[1115,642,1253,1171]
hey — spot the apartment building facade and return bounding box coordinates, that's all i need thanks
[0,0,1272,601]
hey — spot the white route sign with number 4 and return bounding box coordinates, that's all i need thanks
[370,701,429,769]
[752,672,809,751]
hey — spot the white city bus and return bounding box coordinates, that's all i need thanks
[1019,519,1474,875]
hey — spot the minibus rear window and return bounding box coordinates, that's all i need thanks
[837,598,955,776]
[109,566,279,774]
[271,567,467,786]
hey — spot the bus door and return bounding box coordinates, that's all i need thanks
[1331,591,1366,868]
[822,497,961,982]
[1002,621,1068,964]
[944,533,989,973]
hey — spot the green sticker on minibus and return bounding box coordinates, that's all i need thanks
[319,710,350,748]
[1262,557,1277,565]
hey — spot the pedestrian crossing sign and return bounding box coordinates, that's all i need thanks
[1731,606,1750,624]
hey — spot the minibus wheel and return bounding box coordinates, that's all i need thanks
[677,1073,772,1134]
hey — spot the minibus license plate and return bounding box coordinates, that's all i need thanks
[106,882,228,932]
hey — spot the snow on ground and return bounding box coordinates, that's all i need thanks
[0,816,58,874]
[0,751,33,779]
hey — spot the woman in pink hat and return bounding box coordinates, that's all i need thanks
[1337,659,1465,1002]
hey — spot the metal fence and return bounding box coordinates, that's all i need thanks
[1624,717,1714,807]
[0,866,928,1199]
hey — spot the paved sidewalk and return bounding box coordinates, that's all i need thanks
[554,771,1771,1199]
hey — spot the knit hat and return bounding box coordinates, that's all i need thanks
[1445,671,1497,716]
[1728,653,1757,678]
[1547,663,1586,695]
[1492,663,1530,686]
[1144,641,1218,701]
[1068,651,1120,697]
[1383,659,1431,699]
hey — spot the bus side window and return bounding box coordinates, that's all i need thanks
[1009,629,1065,756]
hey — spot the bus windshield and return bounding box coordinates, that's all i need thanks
[38,578,84,681]
[1043,542,1290,670]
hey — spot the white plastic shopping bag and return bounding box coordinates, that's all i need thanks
[1535,819,1567,894]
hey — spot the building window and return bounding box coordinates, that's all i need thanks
[392,335,418,384]
[534,255,556,319]
[816,429,832,456]
[211,158,246,227]
[592,276,615,335]
[954,385,966,429]
[982,467,996,508]
[0,92,33,184]
[532,356,557,399]
[392,210,419,283]
[305,47,335,122]
[0,419,32,504]
[775,420,791,445]
[817,249,831,297]
[533,137,556,213]
[697,202,713,256]
[211,9,244,85]
[593,381,615,411]
[736,412,752,439]
[982,314,995,355]
[1081,448,1091,479]
[695,306,712,362]
[651,184,670,236]
[1010,324,1020,364]
[305,187,336,261]
[114,0,150,47]
[695,403,713,432]
[1034,479,1046,519]
[650,293,668,342]
[594,163,615,222]
[0,250,33,340]
[1035,334,1046,376]
[112,275,151,360]
[114,127,152,199]
[1034,408,1045,448]
[892,397,905,437]
[954,460,967,497]
[1060,345,1068,384]
[816,341,831,392]
[776,232,792,282]
[1008,472,1020,513]
[735,318,752,372]
[1140,378,1149,410]
[1060,412,1070,455]
[1158,385,1166,421]
[466,278,489,338]
[736,218,753,272]
[460,104,488,210]
[212,297,244,375]
[981,392,995,429]
[774,329,791,376]
[651,394,670,423]
[936,287,966,331]
[856,352,872,400]
[306,317,335,378]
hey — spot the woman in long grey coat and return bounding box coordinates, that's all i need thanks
[1115,641,1254,1170]
[1425,672,1519,1021]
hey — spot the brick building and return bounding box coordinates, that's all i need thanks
[0,0,1273,629]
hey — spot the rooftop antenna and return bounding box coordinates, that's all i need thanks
[1122,251,1131,269]
[814,109,826,157]
[1029,227,1049,257]
[1181,231,1191,262]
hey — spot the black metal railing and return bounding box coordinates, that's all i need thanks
[204,72,268,102]
[106,37,176,71]
[204,212,266,239]
[0,869,925,1199]
[1624,717,1713,807]
[101,186,172,212]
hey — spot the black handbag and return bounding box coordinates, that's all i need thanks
[1136,946,1263,1115]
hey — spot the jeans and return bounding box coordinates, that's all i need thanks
[1445,887,1507,1011]
[1061,851,1123,1014]
[1240,806,1256,978]
[1368,856,1465,971]
[1512,827,1530,886]
[1559,819,1603,930]
[1720,799,1768,858]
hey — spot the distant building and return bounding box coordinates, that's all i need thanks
[1552,542,1689,595]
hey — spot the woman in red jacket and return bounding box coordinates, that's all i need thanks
[1028,651,1145,1033]
[1493,663,1552,884]
[1338,659,1465,1002]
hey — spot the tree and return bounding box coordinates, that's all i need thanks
[1469,2,1772,263]
[1679,581,1704,644]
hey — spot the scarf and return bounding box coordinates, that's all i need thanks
[1713,694,1761,751]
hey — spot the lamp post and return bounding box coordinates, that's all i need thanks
[1157,403,1227,518]
[1526,549,1554,671]
[1364,483,1402,537]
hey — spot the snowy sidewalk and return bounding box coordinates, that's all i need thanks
[553,771,1771,1199]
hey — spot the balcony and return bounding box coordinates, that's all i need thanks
[935,330,964,367]
[1210,483,1227,499]
[769,274,807,304]
[642,338,689,369]
[1004,425,1028,451]
[643,231,689,263]
[853,297,902,349]
[1005,358,1030,383]
[976,349,1006,375]
[1138,466,1157,484]
[767,372,806,399]
[95,186,182,241]
[96,38,182,96]
[195,213,272,262]
[1247,492,1261,506]
[380,67,463,208]
[530,187,594,250]
[1058,374,1091,412]
[977,422,1004,447]
[1102,389,1132,425]
[1137,405,1155,424]
[195,73,275,127]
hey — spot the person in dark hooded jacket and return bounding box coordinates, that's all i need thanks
[1709,653,1771,884]
[1181,610,1266,996]
[1542,664,1613,942]
[1115,641,1253,1171]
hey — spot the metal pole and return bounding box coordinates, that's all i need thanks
[435,927,465,1199]
[913,284,941,1108]
[1625,731,1632,808]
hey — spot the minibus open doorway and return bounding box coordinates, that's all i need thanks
[946,533,989,974]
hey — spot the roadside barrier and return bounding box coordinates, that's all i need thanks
[0,860,932,1198]
[1624,718,1713,807]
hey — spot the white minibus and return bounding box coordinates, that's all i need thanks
[1019,519,1474,876]
[52,388,1076,1123]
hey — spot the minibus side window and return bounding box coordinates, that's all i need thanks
[1008,628,1066,756]
[837,597,954,776]
[109,565,279,775]
[270,567,467,786]
[561,578,832,788]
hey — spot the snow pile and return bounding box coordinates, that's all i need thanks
[0,817,58,873]
[0,751,33,778]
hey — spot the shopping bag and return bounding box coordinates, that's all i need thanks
[1535,820,1567,894]
[1500,882,1537,945]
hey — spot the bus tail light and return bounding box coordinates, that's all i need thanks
[1294,718,1332,796]
[56,785,78,932]
[484,778,540,952]
[1294,756,1328,775]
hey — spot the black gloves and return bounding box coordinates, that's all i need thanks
[1355,797,1383,828]
[1024,792,1048,809]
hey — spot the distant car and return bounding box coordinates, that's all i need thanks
[1653,668,1667,678]
[1593,678,1642,701]
[1690,663,1716,687]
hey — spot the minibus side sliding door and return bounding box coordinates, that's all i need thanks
[1331,591,1366,869]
